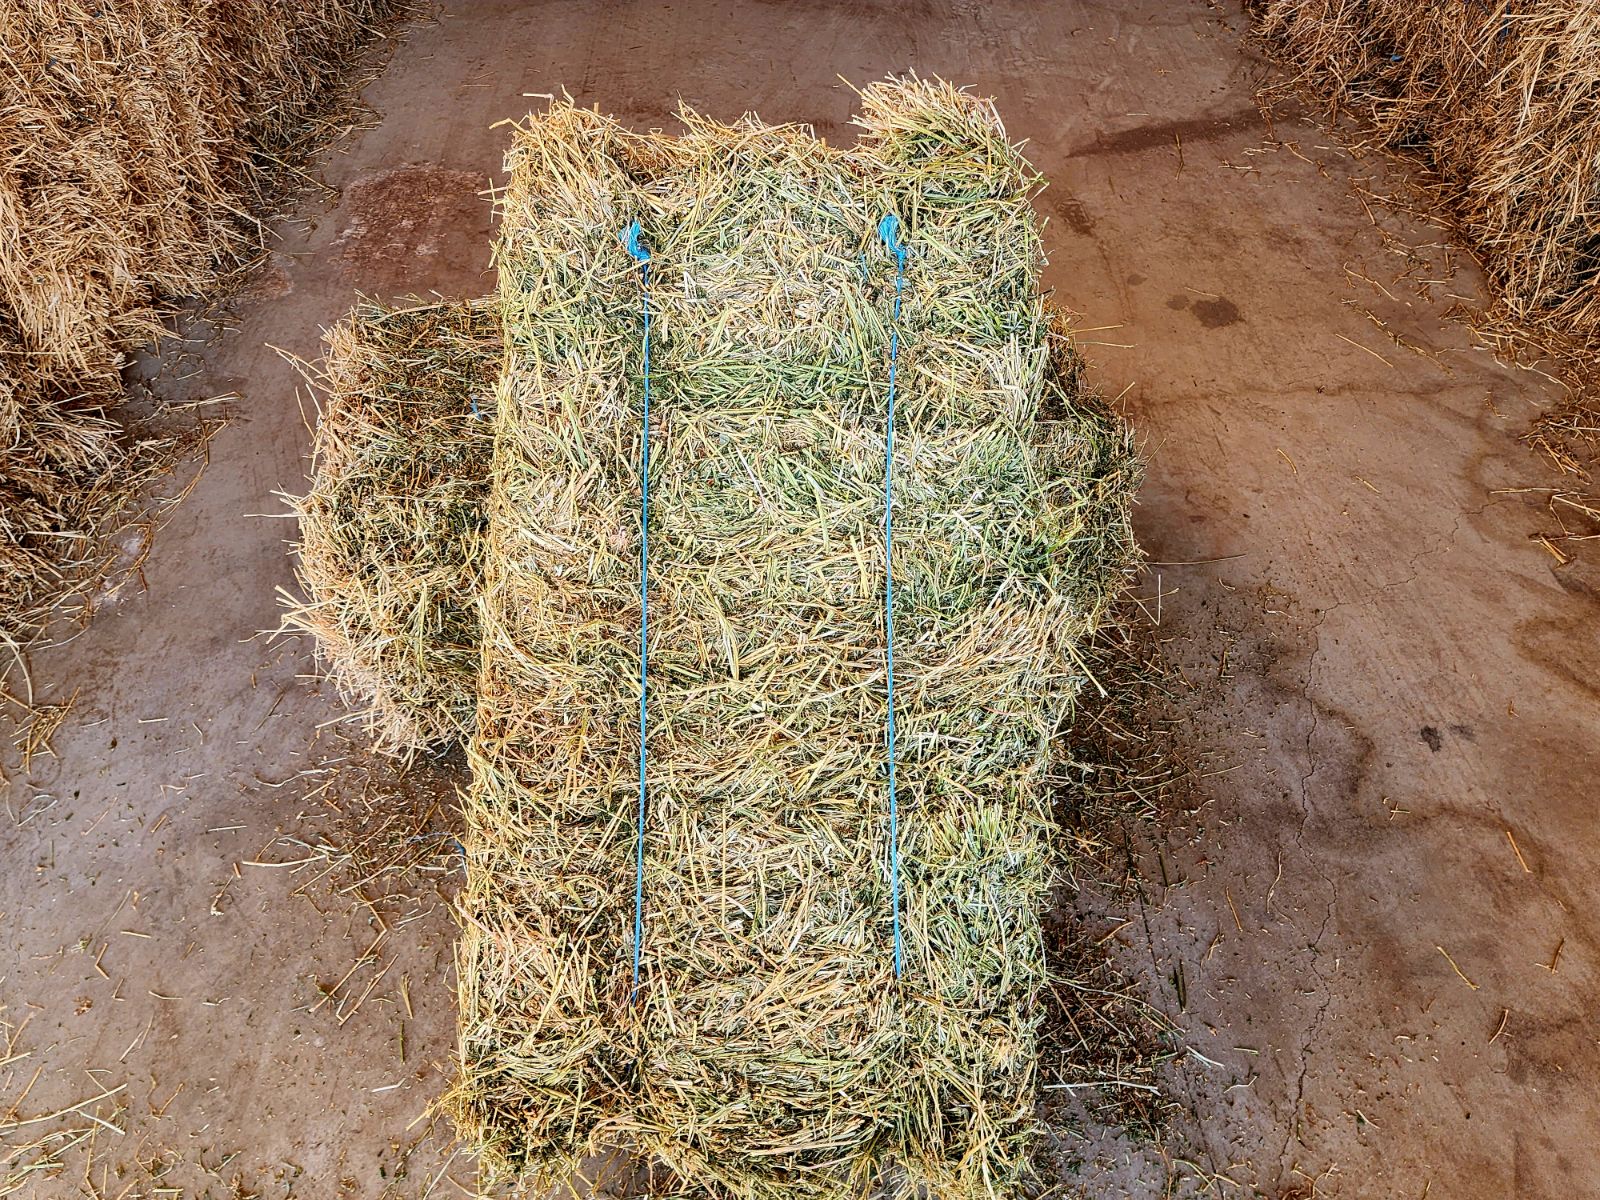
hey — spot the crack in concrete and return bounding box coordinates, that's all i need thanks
[1267,542,1384,1176]
[1143,496,1488,1187]
[1274,609,1340,1176]
[1264,498,1486,1180]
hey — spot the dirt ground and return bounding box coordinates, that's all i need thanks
[5,1,1598,1197]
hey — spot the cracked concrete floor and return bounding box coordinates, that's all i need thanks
[4,1,1599,1197]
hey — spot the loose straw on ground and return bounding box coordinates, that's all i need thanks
[1250,0,1600,500]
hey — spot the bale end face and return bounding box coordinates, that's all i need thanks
[285,298,499,755]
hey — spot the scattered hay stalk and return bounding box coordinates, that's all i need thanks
[1251,0,1600,342]
[1249,0,1600,519]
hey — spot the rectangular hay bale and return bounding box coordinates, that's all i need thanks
[448,80,1137,1199]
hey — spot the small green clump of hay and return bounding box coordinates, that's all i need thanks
[445,79,1139,1198]
[285,298,498,753]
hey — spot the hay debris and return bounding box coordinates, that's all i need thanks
[443,79,1139,1198]
[285,298,499,754]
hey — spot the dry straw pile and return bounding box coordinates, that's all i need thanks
[1,0,401,663]
[1250,0,1600,347]
[1251,0,1600,530]
[291,79,1139,1197]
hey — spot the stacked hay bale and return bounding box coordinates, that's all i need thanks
[1250,0,1600,345]
[449,81,1136,1197]
[1,0,403,658]
[285,300,498,753]
[289,79,1139,1197]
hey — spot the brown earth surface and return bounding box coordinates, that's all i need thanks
[4,1,1597,1197]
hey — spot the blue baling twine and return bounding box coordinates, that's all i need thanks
[622,218,652,1003]
[878,212,906,979]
